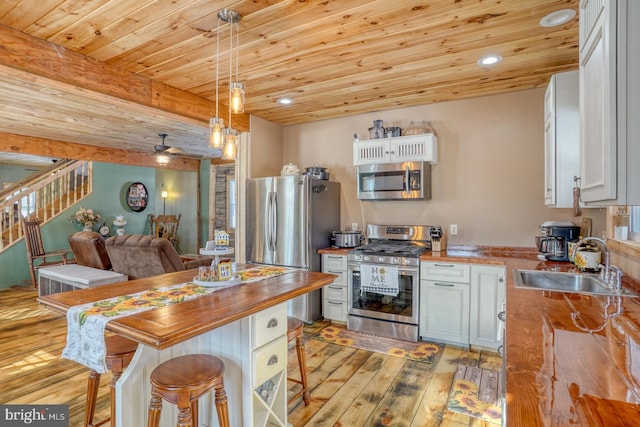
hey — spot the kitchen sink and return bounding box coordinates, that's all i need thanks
[513,270,640,297]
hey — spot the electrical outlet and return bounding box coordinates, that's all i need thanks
[450,224,458,235]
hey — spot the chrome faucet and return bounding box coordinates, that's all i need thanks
[571,237,624,292]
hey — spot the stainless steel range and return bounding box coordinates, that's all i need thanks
[347,224,433,342]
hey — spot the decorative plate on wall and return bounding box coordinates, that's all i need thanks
[126,182,148,212]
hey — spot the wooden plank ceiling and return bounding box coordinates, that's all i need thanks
[0,0,579,162]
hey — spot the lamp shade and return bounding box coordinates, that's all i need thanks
[209,117,225,149]
[222,129,238,160]
[155,152,171,166]
[229,82,245,114]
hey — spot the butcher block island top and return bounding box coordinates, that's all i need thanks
[37,266,336,349]
[420,248,640,426]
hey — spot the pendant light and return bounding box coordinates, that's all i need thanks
[219,9,245,114]
[218,9,243,160]
[208,10,226,149]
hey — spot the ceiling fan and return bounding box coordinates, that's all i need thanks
[154,133,183,155]
[153,133,202,160]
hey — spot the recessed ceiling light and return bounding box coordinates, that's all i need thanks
[539,9,576,27]
[477,55,503,67]
[277,97,293,105]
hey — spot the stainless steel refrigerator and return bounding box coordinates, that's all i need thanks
[246,175,340,322]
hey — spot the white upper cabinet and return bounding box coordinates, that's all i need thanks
[353,134,438,165]
[544,70,580,207]
[579,0,640,204]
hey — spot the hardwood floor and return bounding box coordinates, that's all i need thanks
[0,286,500,426]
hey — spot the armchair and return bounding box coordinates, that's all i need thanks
[105,234,212,280]
[68,231,111,270]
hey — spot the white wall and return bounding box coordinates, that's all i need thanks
[281,89,605,247]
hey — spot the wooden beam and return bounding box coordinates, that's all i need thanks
[0,132,200,172]
[0,23,249,133]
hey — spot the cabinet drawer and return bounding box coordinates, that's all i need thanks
[324,283,348,302]
[323,254,347,271]
[253,335,287,388]
[323,300,348,322]
[252,303,287,349]
[421,262,470,283]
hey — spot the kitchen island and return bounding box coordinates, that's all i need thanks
[421,247,640,426]
[38,267,336,427]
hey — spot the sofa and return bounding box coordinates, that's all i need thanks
[105,234,212,280]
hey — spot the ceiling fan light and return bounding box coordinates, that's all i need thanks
[209,117,225,149]
[229,82,245,114]
[155,152,171,166]
[222,128,238,160]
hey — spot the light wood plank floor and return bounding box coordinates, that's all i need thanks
[0,286,501,426]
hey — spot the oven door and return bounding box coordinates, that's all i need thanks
[348,262,419,325]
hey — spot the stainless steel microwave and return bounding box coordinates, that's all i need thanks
[357,162,431,200]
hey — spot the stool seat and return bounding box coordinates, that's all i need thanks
[85,335,138,427]
[148,354,229,427]
[287,316,310,406]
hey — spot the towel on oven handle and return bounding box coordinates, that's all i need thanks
[360,264,399,296]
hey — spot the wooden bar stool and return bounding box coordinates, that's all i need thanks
[147,354,229,427]
[84,334,138,427]
[287,316,310,406]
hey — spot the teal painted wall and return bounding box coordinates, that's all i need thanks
[0,161,207,288]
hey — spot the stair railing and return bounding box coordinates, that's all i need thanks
[0,160,92,252]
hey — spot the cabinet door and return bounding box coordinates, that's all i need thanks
[469,265,505,349]
[389,134,438,163]
[419,280,469,345]
[579,0,617,202]
[353,140,390,165]
[544,78,556,205]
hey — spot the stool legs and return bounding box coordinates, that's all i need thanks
[214,384,230,427]
[287,316,310,406]
[84,370,101,427]
[295,334,310,405]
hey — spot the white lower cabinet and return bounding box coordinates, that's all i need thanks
[321,254,348,323]
[250,303,288,427]
[420,261,505,350]
[469,265,505,349]
[419,262,470,345]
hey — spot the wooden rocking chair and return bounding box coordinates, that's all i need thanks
[21,218,75,287]
[148,214,181,249]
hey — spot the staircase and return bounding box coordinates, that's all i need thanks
[0,160,93,253]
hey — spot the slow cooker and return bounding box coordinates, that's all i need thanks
[331,230,362,248]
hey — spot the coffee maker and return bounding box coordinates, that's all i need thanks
[537,221,581,262]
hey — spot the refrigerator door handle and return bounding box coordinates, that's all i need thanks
[271,191,278,251]
[266,191,273,252]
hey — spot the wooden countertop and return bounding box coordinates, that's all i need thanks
[37,267,336,349]
[417,247,640,425]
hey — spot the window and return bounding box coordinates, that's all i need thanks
[227,176,236,231]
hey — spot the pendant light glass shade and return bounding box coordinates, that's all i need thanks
[221,128,238,160]
[208,117,225,149]
[229,81,245,113]
[155,152,171,166]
